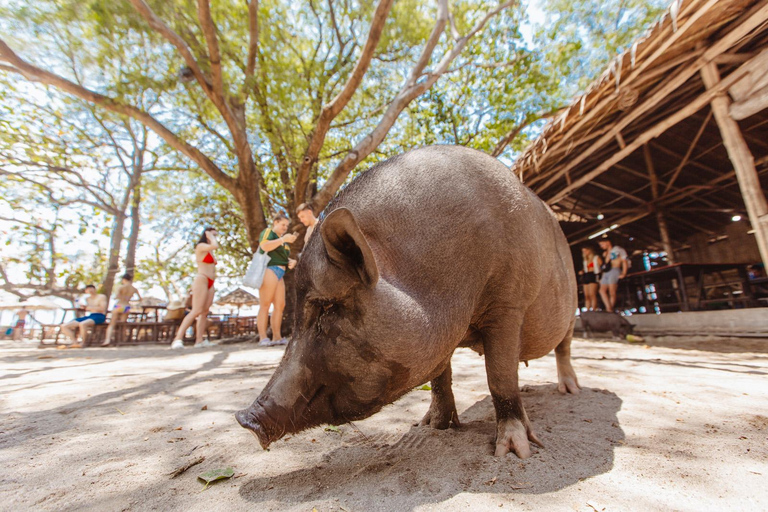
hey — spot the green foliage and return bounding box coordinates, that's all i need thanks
[535,0,668,93]
[0,0,669,299]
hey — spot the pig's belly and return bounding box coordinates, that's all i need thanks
[518,302,571,361]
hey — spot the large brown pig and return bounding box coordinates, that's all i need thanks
[236,145,580,458]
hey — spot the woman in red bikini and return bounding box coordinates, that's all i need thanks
[171,227,218,349]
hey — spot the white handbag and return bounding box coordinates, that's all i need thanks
[243,249,271,288]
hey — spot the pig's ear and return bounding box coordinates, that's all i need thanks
[320,207,379,287]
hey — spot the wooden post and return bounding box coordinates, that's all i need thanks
[644,144,676,264]
[701,63,768,269]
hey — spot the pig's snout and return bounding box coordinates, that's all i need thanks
[235,403,274,450]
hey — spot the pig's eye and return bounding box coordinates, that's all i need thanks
[309,299,336,316]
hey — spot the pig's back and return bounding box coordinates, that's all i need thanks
[328,145,575,336]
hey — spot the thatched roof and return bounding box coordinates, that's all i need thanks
[512,0,768,250]
[216,288,259,307]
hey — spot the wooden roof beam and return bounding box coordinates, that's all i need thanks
[588,180,646,204]
[546,48,767,205]
[664,109,713,193]
[533,1,768,197]
[526,0,721,176]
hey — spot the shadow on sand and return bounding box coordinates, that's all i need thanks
[239,384,624,510]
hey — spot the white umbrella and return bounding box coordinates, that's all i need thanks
[0,299,63,311]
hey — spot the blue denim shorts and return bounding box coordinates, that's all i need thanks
[600,267,621,285]
[268,266,286,281]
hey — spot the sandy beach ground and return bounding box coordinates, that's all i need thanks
[0,335,766,511]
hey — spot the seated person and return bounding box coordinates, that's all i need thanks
[60,284,107,348]
[102,273,141,346]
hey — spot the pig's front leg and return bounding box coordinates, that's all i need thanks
[482,315,543,458]
[419,360,461,429]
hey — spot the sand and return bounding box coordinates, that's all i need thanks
[0,336,766,511]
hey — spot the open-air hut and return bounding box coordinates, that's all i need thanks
[513,0,768,330]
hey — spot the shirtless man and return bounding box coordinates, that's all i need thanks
[60,284,108,348]
[102,274,141,346]
[599,237,629,312]
[296,203,318,245]
[13,307,31,341]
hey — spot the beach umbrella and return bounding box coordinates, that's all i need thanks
[0,298,63,310]
[216,288,259,315]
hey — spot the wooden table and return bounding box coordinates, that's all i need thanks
[622,263,760,313]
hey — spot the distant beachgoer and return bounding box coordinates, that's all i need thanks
[60,285,108,348]
[164,300,186,322]
[102,273,141,346]
[257,214,298,346]
[170,227,218,349]
[13,307,30,341]
[579,245,602,311]
[599,237,628,312]
[296,203,318,245]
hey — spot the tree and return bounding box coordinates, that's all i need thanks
[0,75,175,296]
[0,177,109,303]
[0,0,516,253]
[535,0,667,93]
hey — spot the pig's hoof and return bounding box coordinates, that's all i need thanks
[418,405,461,429]
[494,418,544,458]
[235,408,272,449]
[557,364,581,395]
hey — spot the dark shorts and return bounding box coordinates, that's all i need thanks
[582,273,598,285]
[268,266,286,281]
[75,313,107,325]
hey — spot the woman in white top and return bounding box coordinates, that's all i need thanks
[579,245,603,310]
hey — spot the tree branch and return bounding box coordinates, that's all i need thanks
[197,0,226,98]
[126,0,213,94]
[491,108,561,157]
[312,0,516,209]
[0,39,239,195]
[244,0,259,96]
[294,0,396,206]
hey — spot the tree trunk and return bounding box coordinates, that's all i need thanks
[102,213,127,298]
[235,171,268,251]
[124,178,141,277]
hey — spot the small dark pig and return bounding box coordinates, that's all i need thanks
[580,311,634,339]
[236,145,580,459]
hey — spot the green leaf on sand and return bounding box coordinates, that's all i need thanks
[418,384,432,391]
[324,425,341,433]
[198,467,235,490]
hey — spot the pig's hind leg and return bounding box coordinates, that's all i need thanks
[419,359,461,429]
[555,329,581,395]
[482,312,543,458]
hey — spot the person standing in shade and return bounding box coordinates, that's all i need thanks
[579,245,603,311]
[257,214,298,346]
[60,285,108,348]
[170,227,219,349]
[296,203,318,246]
[599,237,628,312]
[12,307,31,341]
[102,273,141,346]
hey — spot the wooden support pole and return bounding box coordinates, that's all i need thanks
[701,62,768,269]
[644,144,676,263]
